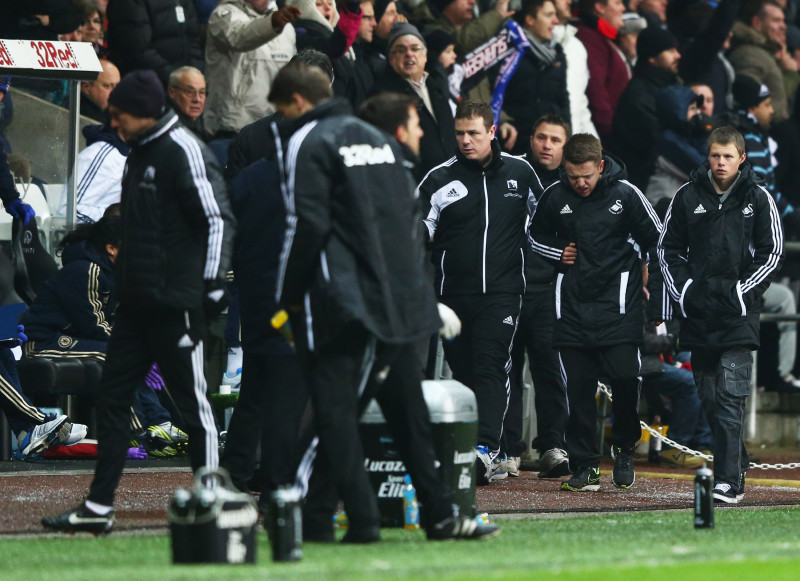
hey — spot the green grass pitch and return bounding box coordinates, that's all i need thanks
[3,507,800,580]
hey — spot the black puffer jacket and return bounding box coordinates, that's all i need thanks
[530,155,662,347]
[417,141,542,297]
[115,111,235,309]
[22,241,115,342]
[274,98,440,347]
[658,162,784,349]
[107,0,204,86]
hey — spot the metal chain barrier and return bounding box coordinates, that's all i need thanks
[597,382,800,471]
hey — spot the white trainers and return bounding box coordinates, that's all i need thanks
[54,422,88,446]
[17,415,68,459]
[507,456,521,477]
[475,445,508,485]
[222,368,242,393]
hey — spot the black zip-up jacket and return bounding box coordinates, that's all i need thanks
[274,98,440,347]
[115,110,235,310]
[522,155,559,291]
[658,162,784,349]
[530,155,662,347]
[22,240,115,342]
[418,140,542,297]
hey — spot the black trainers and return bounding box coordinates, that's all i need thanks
[42,504,115,535]
[713,482,740,504]
[561,466,600,491]
[426,514,500,541]
[612,446,636,488]
[738,471,746,501]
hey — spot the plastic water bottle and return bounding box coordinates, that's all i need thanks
[648,415,663,464]
[402,475,420,530]
[694,463,714,529]
[333,510,349,530]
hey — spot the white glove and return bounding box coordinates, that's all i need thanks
[437,303,462,340]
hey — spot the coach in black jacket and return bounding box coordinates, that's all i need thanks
[272,65,496,542]
[659,126,783,503]
[418,100,541,485]
[531,135,662,492]
[43,71,235,534]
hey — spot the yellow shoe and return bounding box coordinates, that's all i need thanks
[661,448,704,469]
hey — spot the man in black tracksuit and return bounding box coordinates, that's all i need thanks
[530,134,662,491]
[418,100,542,485]
[658,126,783,503]
[43,70,235,533]
[271,64,497,542]
[504,115,571,479]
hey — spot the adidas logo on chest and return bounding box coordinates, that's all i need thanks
[560,204,572,214]
[694,204,707,214]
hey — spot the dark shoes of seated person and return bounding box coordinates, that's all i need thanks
[341,526,381,544]
[42,503,115,535]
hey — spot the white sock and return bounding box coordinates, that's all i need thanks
[226,347,243,375]
[85,500,113,515]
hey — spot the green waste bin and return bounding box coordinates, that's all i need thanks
[359,379,478,527]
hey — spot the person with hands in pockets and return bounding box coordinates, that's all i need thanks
[530,133,662,492]
[658,126,783,504]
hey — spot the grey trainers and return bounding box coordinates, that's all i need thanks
[54,421,88,447]
[538,448,570,478]
[506,456,521,477]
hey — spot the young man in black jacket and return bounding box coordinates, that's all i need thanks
[43,70,236,534]
[530,133,662,491]
[418,99,542,485]
[505,114,571,478]
[658,126,784,503]
[272,64,497,542]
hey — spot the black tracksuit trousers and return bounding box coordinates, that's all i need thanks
[221,351,307,494]
[88,305,219,506]
[440,293,521,456]
[504,286,568,456]
[558,344,642,470]
[300,325,453,536]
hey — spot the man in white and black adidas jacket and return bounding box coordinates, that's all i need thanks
[418,100,542,485]
[530,134,662,492]
[658,126,783,503]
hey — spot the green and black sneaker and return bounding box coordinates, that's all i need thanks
[612,446,636,489]
[561,466,600,491]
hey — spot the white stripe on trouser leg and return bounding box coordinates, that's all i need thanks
[191,342,218,470]
[493,296,522,462]
[558,352,570,415]
[293,338,378,499]
[0,375,46,422]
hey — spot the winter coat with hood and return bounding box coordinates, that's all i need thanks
[645,85,708,205]
[204,0,296,136]
[575,15,631,139]
[21,240,115,343]
[57,124,130,224]
[658,162,784,349]
[728,20,789,122]
[530,155,662,347]
[611,62,680,190]
[107,0,205,87]
[274,98,440,348]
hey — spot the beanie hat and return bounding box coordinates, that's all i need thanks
[636,26,678,62]
[733,74,770,110]
[424,29,456,58]
[387,22,426,53]
[107,70,165,119]
[374,0,395,24]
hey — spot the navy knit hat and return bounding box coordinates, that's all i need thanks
[424,29,456,57]
[108,70,165,119]
[636,26,678,62]
[387,22,426,53]
[374,0,395,24]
